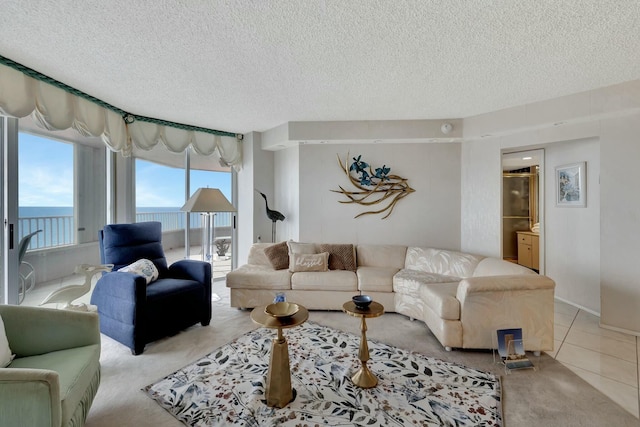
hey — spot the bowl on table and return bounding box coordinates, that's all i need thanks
[265,302,300,318]
[352,295,372,309]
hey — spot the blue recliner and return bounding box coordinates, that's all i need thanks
[90,221,212,355]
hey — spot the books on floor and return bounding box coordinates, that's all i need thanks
[496,328,534,371]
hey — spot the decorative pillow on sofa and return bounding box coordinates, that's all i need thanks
[289,252,329,272]
[287,241,317,271]
[118,258,159,284]
[320,243,357,271]
[0,314,14,368]
[264,241,289,270]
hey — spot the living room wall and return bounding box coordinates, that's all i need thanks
[461,80,640,334]
[274,142,462,247]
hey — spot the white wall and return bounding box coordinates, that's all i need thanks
[600,114,640,333]
[461,80,640,333]
[236,132,274,264]
[544,138,600,312]
[274,142,461,247]
[274,146,299,241]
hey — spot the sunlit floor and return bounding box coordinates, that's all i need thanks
[20,255,640,419]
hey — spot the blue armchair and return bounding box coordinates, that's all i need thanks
[90,221,212,355]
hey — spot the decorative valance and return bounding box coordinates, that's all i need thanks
[0,57,242,168]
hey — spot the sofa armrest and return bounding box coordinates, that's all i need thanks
[0,305,100,358]
[457,274,555,298]
[169,259,212,286]
[455,275,556,350]
[0,368,61,427]
[92,272,147,301]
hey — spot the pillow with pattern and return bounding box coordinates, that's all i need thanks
[264,241,289,270]
[287,241,317,271]
[320,243,357,271]
[289,252,329,272]
[118,258,159,285]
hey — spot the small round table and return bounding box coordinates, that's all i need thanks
[342,300,384,388]
[251,304,309,408]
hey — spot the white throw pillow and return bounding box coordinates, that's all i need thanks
[0,314,14,368]
[118,258,159,284]
[287,241,317,271]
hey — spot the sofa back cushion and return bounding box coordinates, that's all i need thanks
[473,257,537,277]
[100,221,169,276]
[247,243,276,267]
[356,245,407,268]
[404,247,484,278]
[320,243,357,271]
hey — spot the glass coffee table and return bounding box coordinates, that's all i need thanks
[342,300,384,388]
[251,304,308,408]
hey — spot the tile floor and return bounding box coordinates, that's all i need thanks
[21,256,640,419]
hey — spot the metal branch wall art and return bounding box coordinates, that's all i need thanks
[332,153,415,219]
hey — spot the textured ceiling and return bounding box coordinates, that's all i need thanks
[1,1,639,135]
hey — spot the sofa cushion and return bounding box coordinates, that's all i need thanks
[404,247,484,278]
[291,270,357,291]
[8,344,101,426]
[357,244,407,268]
[289,252,329,272]
[263,242,289,270]
[473,257,537,277]
[320,243,357,271]
[357,266,399,292]
[420,282,461,320]
[226,265,292,290]
[393,269,460,297]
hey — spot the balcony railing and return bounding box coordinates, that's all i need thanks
[18,211,233,251]
[18,215,74,249]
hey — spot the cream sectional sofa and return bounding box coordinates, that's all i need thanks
[227,243,555,352]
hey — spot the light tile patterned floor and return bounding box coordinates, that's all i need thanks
[20,254,640,419]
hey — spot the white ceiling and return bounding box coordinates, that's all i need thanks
[1,1,639,135]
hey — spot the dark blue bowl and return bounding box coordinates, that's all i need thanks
[352,295,372,309]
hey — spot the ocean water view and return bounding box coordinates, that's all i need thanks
[18,207,232,250]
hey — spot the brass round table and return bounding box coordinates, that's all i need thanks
[251,304,308,408]
[342,300,384,388]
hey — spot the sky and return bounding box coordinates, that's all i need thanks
[19,132,231,208]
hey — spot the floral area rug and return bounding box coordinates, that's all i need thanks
[143,322,502,426]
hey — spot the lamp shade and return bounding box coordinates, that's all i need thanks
[180,188,236,213]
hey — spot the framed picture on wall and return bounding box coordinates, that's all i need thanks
[556,162,586,207]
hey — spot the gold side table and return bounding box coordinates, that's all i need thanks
[342,300,384,388]
[251,304,308,408]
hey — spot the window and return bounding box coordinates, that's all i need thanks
[17,129,107,250]
[19,133,73,248]
[135,159,186,230]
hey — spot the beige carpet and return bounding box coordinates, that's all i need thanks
[85,281,638,427]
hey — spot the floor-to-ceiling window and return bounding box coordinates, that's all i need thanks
[134,152,234,279]
[1,116,107,304]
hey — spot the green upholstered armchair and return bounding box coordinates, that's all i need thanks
[0,305,101,427]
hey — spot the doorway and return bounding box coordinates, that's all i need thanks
[502,149,544,273]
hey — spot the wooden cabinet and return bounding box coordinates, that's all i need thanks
[516,231,539,270]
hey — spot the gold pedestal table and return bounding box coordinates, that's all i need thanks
[250,304,308,408]
[342,300,384,388]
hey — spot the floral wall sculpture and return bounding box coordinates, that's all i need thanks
[332,153,415,219]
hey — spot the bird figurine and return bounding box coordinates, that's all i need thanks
[255,189,285,242]
[40,263,113,310]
